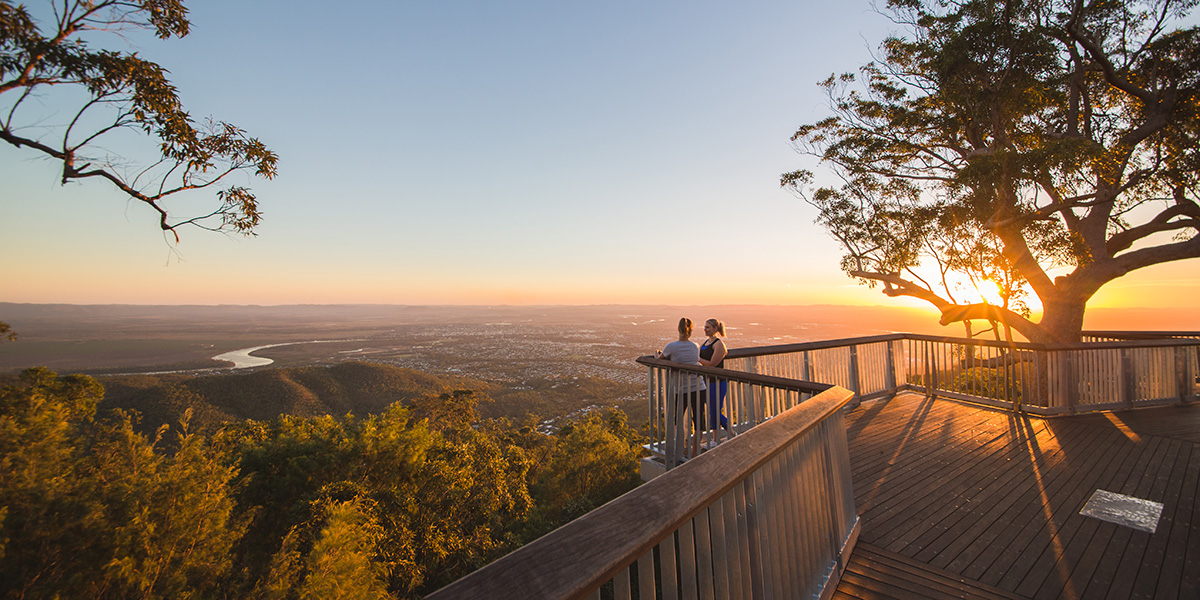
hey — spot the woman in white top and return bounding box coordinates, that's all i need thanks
[655,317,706,457]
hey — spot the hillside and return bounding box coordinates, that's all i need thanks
[96,361,642,433]
[99,362,475,432]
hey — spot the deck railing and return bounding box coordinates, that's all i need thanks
[636,356,834,472]
[426,384,858,600]
[722,331,1199,417]
[430,329,1196,600]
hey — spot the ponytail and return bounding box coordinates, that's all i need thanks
[678,317,693,338]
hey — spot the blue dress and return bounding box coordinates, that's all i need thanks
[699,338,729,430]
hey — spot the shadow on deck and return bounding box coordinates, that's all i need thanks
[837,392,1200,599]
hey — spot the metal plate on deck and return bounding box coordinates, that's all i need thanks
[1079,489,1164,534]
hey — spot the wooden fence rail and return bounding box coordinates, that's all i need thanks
[426,385,858,600]
[714,331,1199,418]
[636,356,833,472]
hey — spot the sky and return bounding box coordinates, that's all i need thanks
[2,0,1197,309]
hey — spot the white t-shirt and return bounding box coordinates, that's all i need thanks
[662,340,706,393]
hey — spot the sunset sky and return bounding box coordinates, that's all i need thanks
[2,0,1197,309]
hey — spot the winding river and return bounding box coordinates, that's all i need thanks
[125,339,364,376]
[211,343,296,369]
[211,339,363,370]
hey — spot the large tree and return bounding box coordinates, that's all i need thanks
[784,0,1200,343]
[1,0,277,239]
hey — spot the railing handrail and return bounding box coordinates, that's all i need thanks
[425,384,856,600]
[724,333,908,358]
[635,355,833,394]
[724,331,1200,357]
[1082,330,1200,340]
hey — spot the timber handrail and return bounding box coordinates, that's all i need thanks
[634,355,833,393]
[725,332,1200,357]
[426,384,857,600]
[715,331,1200,417]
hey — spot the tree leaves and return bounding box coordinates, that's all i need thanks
[0,0,276,238]
[0,368,646,598]
[787,0,1200,342]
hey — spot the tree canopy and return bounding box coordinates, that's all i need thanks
[1,0,277,239]
[784,0,1200,343]
[0,367,644,599]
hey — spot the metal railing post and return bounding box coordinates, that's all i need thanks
[1121,349,1135,409]
[884,339,897,394]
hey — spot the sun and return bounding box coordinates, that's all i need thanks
[976,279,1005,306]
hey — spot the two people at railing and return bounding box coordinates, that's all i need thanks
[655,317,730,457]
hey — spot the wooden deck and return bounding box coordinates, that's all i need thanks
[836,392,1200,600]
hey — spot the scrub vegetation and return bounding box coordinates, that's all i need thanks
[0,366,645,599]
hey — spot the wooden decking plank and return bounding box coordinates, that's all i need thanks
[848,396,1002,463]
[935,420,1117,576]
[982,429,1160,589]
[1067,404,1200,444]
[1181,444,1200,600]
[954,422,1131,583]
[1128,440,1190,599]
[1007,427,1154,598]
[1023,435,1182,599]
[847,396,1009,479]
[1153,442,1196,598]
[918,418,1108,569]
[1101,437,1185,600]
[1163,443,1200,599]
[1009,427,1171,597]
[1065,433,1170,599]
[869,436,1022,552]
[864,414,1037,547]
[995,431,1161,592]
[838,544,1020,600]
[848,403,1006,503]
[837,393,1200,600]
[850,417,1018,540]
[850,544,1023,600]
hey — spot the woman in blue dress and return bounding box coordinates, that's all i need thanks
[698,318,730,439]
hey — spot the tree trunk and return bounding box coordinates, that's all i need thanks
[1035,299,1088,344]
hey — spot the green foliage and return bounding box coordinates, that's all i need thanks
[295,499,391,600]
[518,410,644,539]
[0,369,243,599]
[0,0,277,237]
[1,367,647,598]
[786,0,1200,343]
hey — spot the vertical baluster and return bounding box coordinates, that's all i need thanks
[735,480,755,600]
[848,345,861,407]
[613,565,632,600]
[678,521,698,600]
[637,551,655,600]
[885,339,897,396]
[721,490,745,600]
[707,502,731,600]
[1177,346,1189,404]
[665,370,678,468]
[762,452,788,600]
[779,439,805,597]
[741,476,764,600]
[694,509,715,600]
[659,534,679,600]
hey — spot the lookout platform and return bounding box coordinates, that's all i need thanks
[837,392,1200,599]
